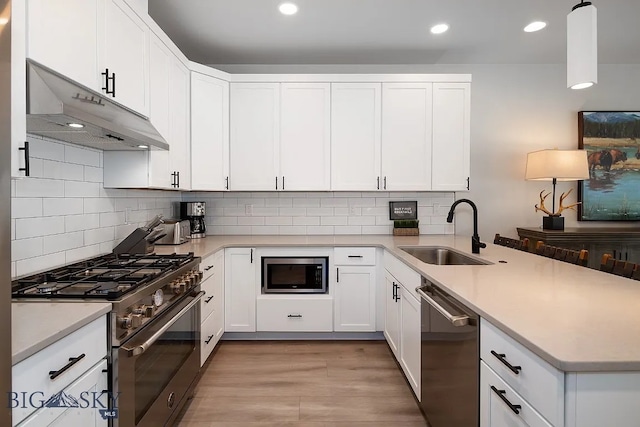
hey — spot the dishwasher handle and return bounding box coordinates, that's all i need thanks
[416,286,470,327]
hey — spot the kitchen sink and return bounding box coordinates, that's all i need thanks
[399,246,492,265]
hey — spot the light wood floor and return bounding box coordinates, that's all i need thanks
[176,341,427,427]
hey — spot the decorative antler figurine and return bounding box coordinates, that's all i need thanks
[535,189,581,216]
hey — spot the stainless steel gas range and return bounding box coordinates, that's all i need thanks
[11,252,204,427]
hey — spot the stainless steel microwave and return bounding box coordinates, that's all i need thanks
[262,257,328,294]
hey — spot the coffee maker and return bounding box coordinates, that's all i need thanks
[180,201,206,238]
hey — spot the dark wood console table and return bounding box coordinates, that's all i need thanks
[516,227,640,269]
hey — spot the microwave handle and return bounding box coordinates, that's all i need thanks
[122,291,205,357]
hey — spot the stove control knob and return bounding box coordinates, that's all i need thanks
[131,313,143,328]
[119,315,133,329]
[144,305,156,317]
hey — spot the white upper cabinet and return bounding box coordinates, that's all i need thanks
[381,83,433,191]
[26,0,149,115]
[279,83,331,191]
[331,83,382,191]
[432,83,471,191]
[26,0,100,91]
[11,0,27,178]
[168,58,191,190]
[229,83,280,191]
[101,0,149,115]
[191,72,230,191]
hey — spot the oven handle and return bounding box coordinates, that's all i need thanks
[416,286,469,327]
[121,291,205,357]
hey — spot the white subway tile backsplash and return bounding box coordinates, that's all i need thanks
[222,207,245,217]
[84,166,103,183]
[11,262,16,278]
[321,198,348,208]
[292,198,320,208]
[348,198,376,207]
[84,198,115,213]
[26,158,45,178]
[12,237,44,261]
[16,217,65,239]
[292,216,320,226]
[115,224,137,240]
[279,226,307,235]
[11,198,43,218]
[253,207,279,217]
[66,244,102,263]
[65,145,100,167]
[28,138,65,161]
[211,217,238,226]
[251,226,280,235]
[348,216,377,226]
[266,198,293,208]
[224,226,252,235]
[362,225,392,234]
[65,181,101,198]
[306,207,333,216]
[84,227,115,246]
[115,198,139,212]
[334,226,362,235]
[100,241,115,253]
[265,217,292,226]
[278,207,307,216]
[306,226,335,235]
[43,232,84,254]
[42,160,84,181]
[100,212,126,227]
[238,217,265,226]
[43,198,84,216]
[65,213,101,232]
[11,219,15,240]
[321,216,348,226]
[15,178,65,198]
[16,252,67,277]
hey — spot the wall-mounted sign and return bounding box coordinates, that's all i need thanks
[389,201,418,220]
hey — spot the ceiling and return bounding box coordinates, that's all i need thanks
[148,0,640,66]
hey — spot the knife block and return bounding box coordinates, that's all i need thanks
[113,228,155,255]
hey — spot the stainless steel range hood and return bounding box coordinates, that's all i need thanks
[26,60,169,151]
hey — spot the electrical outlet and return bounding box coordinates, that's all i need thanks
[245,204,253,216]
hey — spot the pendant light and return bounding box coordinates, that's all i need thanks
[567,1,597,89]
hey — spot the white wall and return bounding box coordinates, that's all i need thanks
[216,63,640,239]
[183,191,454,235]
[10,135,181,278]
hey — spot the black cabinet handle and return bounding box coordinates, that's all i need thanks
[275,176,278,190]
[101,69,115,97]
[336,267,339,283]
[392,282,397,301]
[204,265,213,271]
[282,176,285,190]
[112,72,116,97]
[491,386,522,415]
[176,171,180,188]
[287,314,302,318]
[250,248,253,263]
[225,176,229,190]
[377,176,380,190]
[18,141,30,176]
[383,176,387,190]
[467,177,470,190]
[348,255,363,258]
[205,296,214,303]
[491,350,522,375]
[205,335,214,344]
[49,354,85,380]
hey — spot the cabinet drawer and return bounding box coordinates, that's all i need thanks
[481,361,552,427]
[257,297,333,332]
[201,311,219,366]
[12,316,107,425]
[384,251,421,295]
[200,252,217,282]
[334,247,376,266]
[480,319,564,427]
[201,275,216,321]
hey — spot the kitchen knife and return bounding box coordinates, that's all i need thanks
[145,215,164,232]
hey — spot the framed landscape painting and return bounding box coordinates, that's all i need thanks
[578,111,640,221]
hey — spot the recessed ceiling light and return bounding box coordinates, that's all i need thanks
[67,123,84,128]
[279,3,298,15]
[430,24,449,34]
[137,144,149,149]
[0,17,8,25]
[524,21,547,32]
[570,82,594,90]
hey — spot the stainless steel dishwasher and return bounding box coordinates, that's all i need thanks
[417,278,479,427]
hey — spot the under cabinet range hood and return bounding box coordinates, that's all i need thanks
[26,60,169,151]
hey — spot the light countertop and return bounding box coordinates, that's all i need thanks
[157,234,640,372]
[12,302,112,365]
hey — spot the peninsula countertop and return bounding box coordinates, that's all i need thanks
[155,234,640,372]
[12,302,112,365]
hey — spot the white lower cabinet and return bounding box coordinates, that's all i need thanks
[481,361,552,427]
[384,271,401,359]
[224,248,257,332]
[200,251,225,366]
[257,297,333,332]
[334,248,377,332]
[399,286,421,398]
[18,360,109,427]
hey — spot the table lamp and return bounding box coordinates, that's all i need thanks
[525,149,589,230]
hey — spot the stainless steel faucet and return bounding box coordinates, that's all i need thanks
[446,199,486,254]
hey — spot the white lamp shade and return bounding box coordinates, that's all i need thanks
[525,149,590,181]
[567,4,597,89]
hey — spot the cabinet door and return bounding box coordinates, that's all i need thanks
[384,272,401,358]
[212,251,226,342]
[381,83,433,190]
[101,0,149,115]
[334,266,376,332]
[191,72,230,191]
[280,83,331,191]
[224,248,257,332]
[168,58,191,190]
[229,83,279,191]
[26,0,100,92]
[400,287,421,399]
[12,0,27,178]
[18,360,109,427]
[432,83,471,191]
[331,83,382,191]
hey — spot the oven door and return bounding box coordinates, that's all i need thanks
[262,257,328,293]
[114,288,204,427]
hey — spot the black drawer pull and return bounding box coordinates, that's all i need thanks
[205,335,214,344]
[287,314,302,318]
[491,350,522,375]
[491,386,522,415]
[348,255,363,258]
[204,296,214,303]
[49,354,85,380]
[18,141,30,176]
[204,265,214,271]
